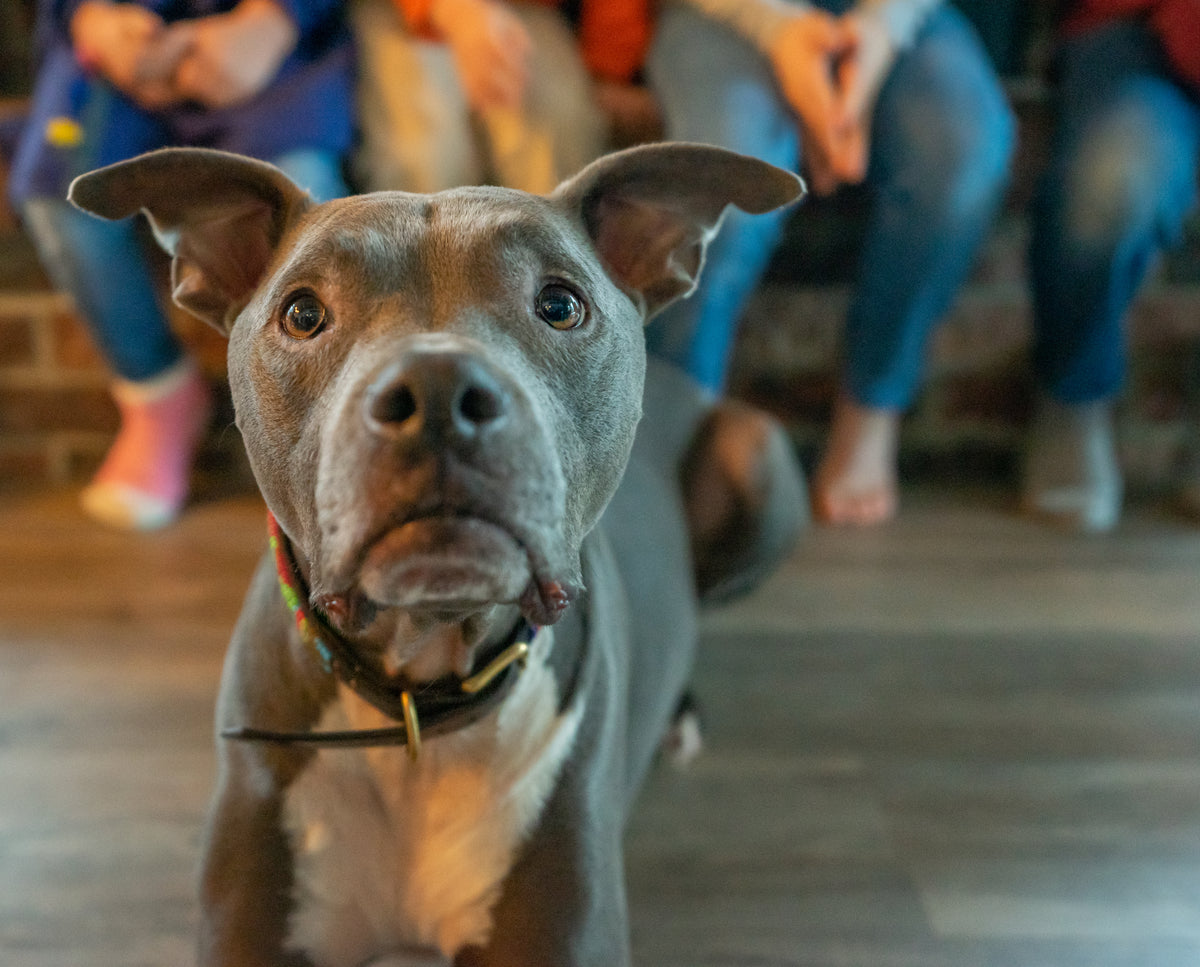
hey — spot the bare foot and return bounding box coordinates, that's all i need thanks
[813,398,900,526]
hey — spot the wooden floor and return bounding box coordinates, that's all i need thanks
[4,483,1200,966]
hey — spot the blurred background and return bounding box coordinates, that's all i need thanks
[3,2,1200,965]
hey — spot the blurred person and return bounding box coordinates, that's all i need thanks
[351,0,656,196]
[645,0,1014,525]
[9,0,354,529]
[1022,0,1200,532]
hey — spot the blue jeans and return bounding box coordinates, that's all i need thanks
[21,149,348,382]
[645,2,1014,403]
[1030,21,1200,405]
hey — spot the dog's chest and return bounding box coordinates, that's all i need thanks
[282,631,581,966]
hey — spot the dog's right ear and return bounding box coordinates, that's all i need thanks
[68,147,312,334]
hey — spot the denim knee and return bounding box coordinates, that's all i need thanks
[876,9,1015,230]
[936,104,1013,229]
[647,4,797,169]
[1045,84,1198,256]
[22,196,181,382]
[894,97,1012,237]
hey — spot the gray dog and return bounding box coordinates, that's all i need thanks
[69,143,804,966]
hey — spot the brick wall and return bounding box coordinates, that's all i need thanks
[0,289,112,486]
[0,263,233,490]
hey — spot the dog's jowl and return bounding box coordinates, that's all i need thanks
[69,143,804,967]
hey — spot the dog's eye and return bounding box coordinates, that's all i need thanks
[535,284,585,331]
[282,294,328,340]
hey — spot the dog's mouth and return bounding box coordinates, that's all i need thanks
[342,505,577,627]
[360,511,526,607]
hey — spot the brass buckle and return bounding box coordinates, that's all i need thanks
[401,691,421,762]
[460,640,531,695]
[401,638,531,763]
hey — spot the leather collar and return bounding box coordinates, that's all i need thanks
[222,514,546,757]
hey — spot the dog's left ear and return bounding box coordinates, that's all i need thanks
[68,147,312,334]
[553,142,804,319]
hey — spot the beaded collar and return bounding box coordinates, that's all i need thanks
[222,513,538,759]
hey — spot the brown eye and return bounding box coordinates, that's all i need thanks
[535,283,585,331]
[282,293,327,339]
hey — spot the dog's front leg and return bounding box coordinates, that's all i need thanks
[198,757,312,967]
[458,660,633,967]
[457,810,631,967]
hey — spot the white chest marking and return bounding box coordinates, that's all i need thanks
[282,629,581,966]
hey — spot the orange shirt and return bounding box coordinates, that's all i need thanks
[392,0,652,82]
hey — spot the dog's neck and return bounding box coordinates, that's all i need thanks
[228,514,584,752]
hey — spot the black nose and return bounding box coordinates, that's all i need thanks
[365,349,510,443]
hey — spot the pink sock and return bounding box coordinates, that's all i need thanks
[82,360,213,530]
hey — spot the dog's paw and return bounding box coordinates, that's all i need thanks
[681,401,808,604]
[661,692,704,770]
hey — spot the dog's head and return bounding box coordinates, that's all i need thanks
[69,145,801,663]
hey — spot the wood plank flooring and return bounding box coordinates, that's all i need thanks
[3,484,1200,966]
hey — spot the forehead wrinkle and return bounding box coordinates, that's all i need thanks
[428,199,602,290]
[271,210,429,302]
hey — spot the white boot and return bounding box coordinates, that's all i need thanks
[1021,396,1122,533]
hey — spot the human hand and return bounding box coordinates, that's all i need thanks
[172,0,298,109]
[429,0,533,112]
[69,1,187,109]
[767,8,857,195]
[831,11,898,183]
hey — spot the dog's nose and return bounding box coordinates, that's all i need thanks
[365,350,510,443]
